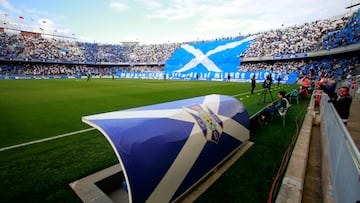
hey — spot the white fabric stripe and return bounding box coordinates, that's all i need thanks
[221,116,250,141]
[205,95,249,141]
[200,56,222,72]
[202,94,220,112]
[176,44,221,72]
[82,109,182,120]
[175,57,201,73]
[175,36,255,73]
[146,124,206,202]
[206,36,255,56]
[146,94,226,202]
[175,45,207,72]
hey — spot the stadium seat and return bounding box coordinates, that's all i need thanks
[269,100,291,127]
[289,89,300,104]
[277,105,291,127]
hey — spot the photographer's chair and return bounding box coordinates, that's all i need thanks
[270,99,291,127]
[289,89,300,104]
[277,105,291,127]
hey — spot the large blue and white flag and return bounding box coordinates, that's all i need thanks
[82,94,250,203]
[164,36,255,74]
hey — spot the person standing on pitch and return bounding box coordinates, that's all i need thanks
[251,74,256,94]
[277,75,281,86]
[87,71,91,81]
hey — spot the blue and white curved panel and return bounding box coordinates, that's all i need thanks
[82,94,250,203]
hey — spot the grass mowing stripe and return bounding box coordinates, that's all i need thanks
[0,82,293,152]
[0,79,299,202]
[0,128,95,152]
[0,86,284,152]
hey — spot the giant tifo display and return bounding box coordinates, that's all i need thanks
[115,36,298,83]
[82,94,250,203]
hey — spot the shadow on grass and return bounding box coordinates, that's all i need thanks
[196,98,309,203]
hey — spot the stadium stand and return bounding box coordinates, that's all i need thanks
[0,6,359,203]
[0,8,358,77]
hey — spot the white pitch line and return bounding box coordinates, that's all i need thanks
[0,128,95,152]
[0,87,280,152]
[232,88,273,97]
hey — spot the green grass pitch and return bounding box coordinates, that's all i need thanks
[0,78,304,202]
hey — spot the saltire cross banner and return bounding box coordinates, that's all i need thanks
[164,36,255,74]
[82,94,250,203]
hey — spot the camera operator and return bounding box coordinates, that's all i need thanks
[259,74,274,104]
[263,74,272,90]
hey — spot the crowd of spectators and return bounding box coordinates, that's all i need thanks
[0,63,164,76]
[322,11,360,49]
[0,34,183,64]
[238,61,302,74]
[0,8,359,77]
[243,9,359,57]
[238,56,358,81]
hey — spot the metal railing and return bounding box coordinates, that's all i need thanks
[319,92,360,203]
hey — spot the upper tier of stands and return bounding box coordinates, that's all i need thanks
[0,9,359,65]
[244,9,360,57]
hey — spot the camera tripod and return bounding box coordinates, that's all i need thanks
[258,87,274,105]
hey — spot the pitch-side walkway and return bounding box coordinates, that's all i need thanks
[302,92,360,202]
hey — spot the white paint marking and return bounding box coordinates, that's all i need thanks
[1,88,267,152]
[0,128,95,152]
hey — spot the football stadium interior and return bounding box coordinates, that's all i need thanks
[0,6,360,203]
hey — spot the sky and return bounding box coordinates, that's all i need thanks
[0,0,359,44]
